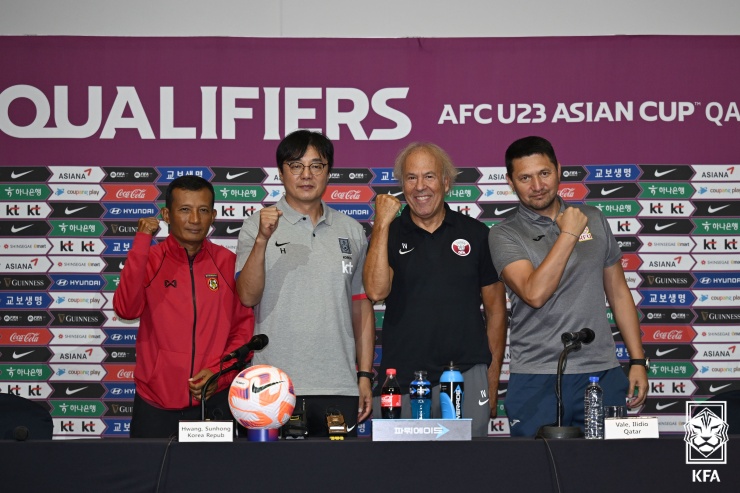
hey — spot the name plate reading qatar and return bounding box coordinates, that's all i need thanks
[604,416,659,439]
[178,421,234,442]
[372,419,471,441]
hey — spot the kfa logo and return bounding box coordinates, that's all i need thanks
[684,401,728,482]
[338,238,352,255]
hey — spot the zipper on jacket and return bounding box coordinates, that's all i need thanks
[189,255,197,404]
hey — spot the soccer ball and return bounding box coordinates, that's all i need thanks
[228,365,296,429]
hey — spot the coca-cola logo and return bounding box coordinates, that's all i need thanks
[9,332,40,343]
[324,185,373,202]
[330,190,362,200]
[115,189,147,199]
[653,329,684,340]
[117,369,134,379]
[559,188,575,198]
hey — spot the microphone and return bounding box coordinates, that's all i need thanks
[13,426,30,441]
[561,328,595,345]
[221,334,269,362]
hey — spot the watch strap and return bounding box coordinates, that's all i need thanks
[357,371,374,382]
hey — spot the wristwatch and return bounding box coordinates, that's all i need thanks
[629,358,650,370]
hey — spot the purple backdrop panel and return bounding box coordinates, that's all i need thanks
[1,36,740,167]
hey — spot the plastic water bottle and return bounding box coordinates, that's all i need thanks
[410,370,431,419]
[584,376,604,439]
[440,362,464,419]
[380,368,402,419]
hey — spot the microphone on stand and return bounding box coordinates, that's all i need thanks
[221,334,269,362]
[561,328,595,345]
[536,328,595,440]
[201,334,269,421]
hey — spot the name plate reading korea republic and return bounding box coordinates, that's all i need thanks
[604,416,659,440]
[178,421,234,442]
[372,419,472,441]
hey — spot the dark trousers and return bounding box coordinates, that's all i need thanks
[505,366,630,437]
[130,389,233,439]
[297,395,359,438]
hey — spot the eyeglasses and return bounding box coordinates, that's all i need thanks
[286,161,328,176]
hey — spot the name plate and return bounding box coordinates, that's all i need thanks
[604,416,659,439]
[178,421,234,442]
[372,419,471,441]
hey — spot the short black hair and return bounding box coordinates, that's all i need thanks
[505,136,559,177]
[165,175,215,209]
[276,130,334,171]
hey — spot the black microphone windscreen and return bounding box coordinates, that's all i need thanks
[582,328,595,344]
[251,334,268,350]
[13,426,30,441]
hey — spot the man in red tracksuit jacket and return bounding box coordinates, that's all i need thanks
[113,175,254,438]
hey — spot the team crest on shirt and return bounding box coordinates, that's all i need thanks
[578,226,593,242]
[338,238,352,254]
[451,238,471,257]
[205,274,219,291]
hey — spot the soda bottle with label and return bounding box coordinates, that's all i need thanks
[440,362,464,419]
[380,368,402,419]
[410,370,431,419]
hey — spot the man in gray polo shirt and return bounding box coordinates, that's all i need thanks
[489,136,648,437]
[235,130,374,437]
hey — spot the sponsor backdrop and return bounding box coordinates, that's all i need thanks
[1,36,739,438]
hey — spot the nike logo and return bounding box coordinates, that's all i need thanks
[510,419,520,427]
[709,383,731,393]
[655,348,678,357]
[227,226,241,234]
[399,248,415,255]
[707,205,730,214]
[388,191,404,197]
[479,399,490,405]
[10,170,33,179]
[275,241,290,247]
[251,381,283,393]
[532,235,545,241]
[654,222,677,232]
[226,171,249,180]
[13,350,34,359]
[65,206,86,215]
[653,169,675,178]
[655,402,678,411]
[66,386,89,396]
[612,330,621,337]
[495,207,516,215]
[346,424,356,432]
[601,186,623,196]
[497,389,507,395]
[10,224,33,233]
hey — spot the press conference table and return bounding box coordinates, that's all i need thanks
[1,436,737,493]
